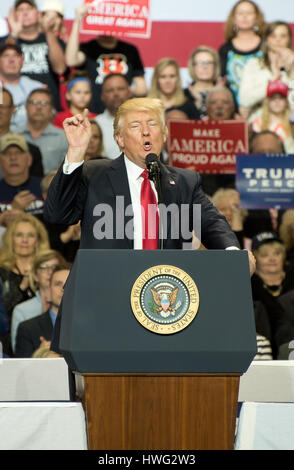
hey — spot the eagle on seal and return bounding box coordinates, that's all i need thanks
[151,287,179,316]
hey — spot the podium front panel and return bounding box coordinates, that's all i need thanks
[59,250,257,373]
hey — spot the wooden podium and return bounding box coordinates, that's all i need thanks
[58,250,257,450]
[81,373,240,450]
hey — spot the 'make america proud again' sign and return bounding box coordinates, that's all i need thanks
[168,120,248,174]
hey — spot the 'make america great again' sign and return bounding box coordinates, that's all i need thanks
[168,120,248,174]
[81,0,151,38]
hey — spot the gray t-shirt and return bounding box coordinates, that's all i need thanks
[5,75,45,131]
[14,123,68,174]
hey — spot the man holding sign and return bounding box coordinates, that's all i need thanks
[65,3,147,114]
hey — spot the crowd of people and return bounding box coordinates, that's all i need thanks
[0,0,294,361]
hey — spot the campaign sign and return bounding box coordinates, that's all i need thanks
[168,120,248,174]
[236,154,294,209]
[81,0,151,38]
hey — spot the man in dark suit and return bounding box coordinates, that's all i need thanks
[43,97,256,352]
[44,97,255,252]
[15,264,70,357]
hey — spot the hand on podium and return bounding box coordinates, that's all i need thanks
[246,250,256,277]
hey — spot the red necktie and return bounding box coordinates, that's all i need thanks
[140,170,159,249]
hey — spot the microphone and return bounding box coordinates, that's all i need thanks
[145,153,164,249]
[146,153,160,181]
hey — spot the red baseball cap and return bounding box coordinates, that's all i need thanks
[267,79,289,98]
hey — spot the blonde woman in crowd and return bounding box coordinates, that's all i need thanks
[0,213,49,355]
[251,80,294,153]
[149,57,200,119]
[84,120,105,161]
[185,45,222,119]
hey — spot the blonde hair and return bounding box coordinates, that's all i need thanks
[224,0,266,41]
[148,58,186,107]
[254,240,286,262]
[0,214,50,271]
[211,188,248,222]
[113,97,168,139]
[87,120,104,158]
[260,96,291,136]
[188,46,221,83]
[279,210,294,251]
[211,188,232,207]
[29,249,66,292]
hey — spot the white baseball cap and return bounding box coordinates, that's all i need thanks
[41,0,64,16]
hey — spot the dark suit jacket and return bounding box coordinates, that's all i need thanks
[15,310,53,358]
[44,155,240,353]
[43,154,239,250]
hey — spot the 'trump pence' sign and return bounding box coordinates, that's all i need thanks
[236,154,294,209]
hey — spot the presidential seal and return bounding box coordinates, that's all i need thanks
[130,265,199,334]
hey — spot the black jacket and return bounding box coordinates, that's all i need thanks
[15,310,53,358]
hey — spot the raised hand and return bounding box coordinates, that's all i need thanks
[8,7,23,37]
[63,109,92,162]
[41,13,57,34]
[75,4,90,22]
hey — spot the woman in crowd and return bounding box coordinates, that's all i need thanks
[10,249,65,353]
[84,120,105,161]
[53,77,97,128]
[251,232,294,357]
[0,214,50,316]
[251,80,294,153]
[0,214,49,355]
[149,58,200,119]
[219,0,265,108]
[211,188,247,248]
[40,0,67,41]
[239,21,294,120]
[279,210,294,269]
[185,46,222,119]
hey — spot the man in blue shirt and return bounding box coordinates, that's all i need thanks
[14,88,68,174]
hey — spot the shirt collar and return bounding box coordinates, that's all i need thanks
[23,123,55,138]
[124,154,145,182]
[49,309,57,326]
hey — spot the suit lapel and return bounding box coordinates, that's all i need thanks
[158,163,179,248]
[38,311,54,340]
[107,154,133,248]
[160,163,178,206]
